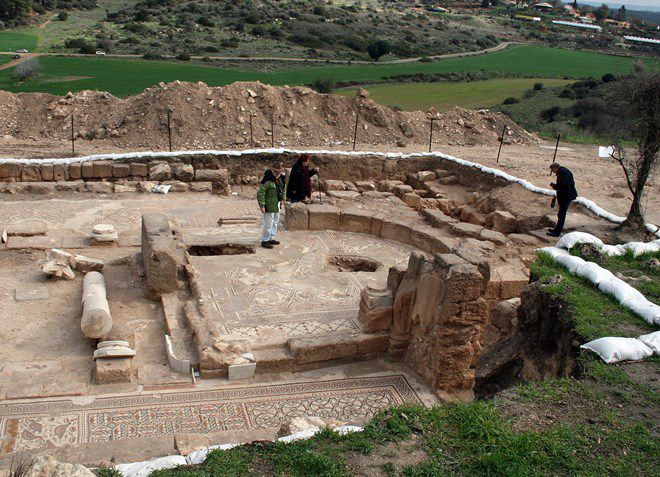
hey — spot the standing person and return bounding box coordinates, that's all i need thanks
[548,163,578,237]
[286,154,319,203]
[258,162,285,249]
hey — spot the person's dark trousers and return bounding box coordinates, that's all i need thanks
[553,200,571,235]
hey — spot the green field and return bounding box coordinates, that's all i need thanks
[0,31,38,52]
[0,45,656,97]
[337,78,573,112]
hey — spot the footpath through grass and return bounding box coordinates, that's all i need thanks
[337,78,572,112]
[96,253,659,477]
[0,46,657,97]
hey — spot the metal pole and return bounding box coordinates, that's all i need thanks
[167,110,173,152]
[71,114,75,156]
[496,125,507,164]
[352,114,359,151]
[249,114,254,146]
[271,115,274,148]
[551,133,561,164]
[428,118,437,153]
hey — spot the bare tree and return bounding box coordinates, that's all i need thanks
[608,63,659,229]
[11,57,40,82]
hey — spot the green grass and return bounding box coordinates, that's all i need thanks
[337,78,573,112]
[0,31,38,52]
[530,252,655,340]
[0,45,657,97]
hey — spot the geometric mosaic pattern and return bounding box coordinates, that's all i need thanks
[0,375,421,454]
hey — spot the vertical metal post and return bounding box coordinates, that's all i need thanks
[249,114,254,146]
[270,115,275,148]
[70,114,75,156]
[167,110,173,152]
[496,125,507,164]
[428,117,437,153]
[551,133,561,164]
[352,114,359,151]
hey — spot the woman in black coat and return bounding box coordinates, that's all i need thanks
[286,155,319,203]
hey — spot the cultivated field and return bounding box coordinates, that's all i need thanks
[337,78,573,112]
[0,31,38,52]
[0,45,655,97]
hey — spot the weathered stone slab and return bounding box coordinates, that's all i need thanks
[478,228,507,245]
[284,202,309,230]
[339,209,373,234]
[93,161,113,178]
[5,219,47,237]
[149,162,171,181]
[53,163,68,181]
[7,236,63,249]
[381,219,413,244]
[423,209,457,229]
[326,190,361,199]
[492,210,517,234]
[142,213,181,295]
[358,287,393,333]
[450,222,483,238]
[0,162,22,179]
[21,164,42,182]
[308,204,340,231]
[112,163,131,178]
[130,162,149,177]
[95,357,132,384]
[411,227,454,255]
[14,285,50,302]
[289,334,358,364]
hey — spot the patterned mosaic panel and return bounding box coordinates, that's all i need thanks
[0,375,421,455]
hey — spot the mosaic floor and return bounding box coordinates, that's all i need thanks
[189,230,413,340]
[0,374,421,455]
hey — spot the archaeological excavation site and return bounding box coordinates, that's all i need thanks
[0,85,657,476]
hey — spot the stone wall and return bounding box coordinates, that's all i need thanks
[0,152,507,194]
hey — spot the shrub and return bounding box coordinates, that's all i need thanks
[503,96,519,105]
[419,56,432,63]
[533,82,544,91]
[540,106,561,122]
[11,58,40,81]
[176,52,191,61]
[57,11,68,21]
[142,52,163,60]
[601,73,616,83]
[367,39,391,61]
[309,77,334,94]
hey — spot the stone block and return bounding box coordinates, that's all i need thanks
[370,214,385,236]
[40,164,54,181]
[7,236,63,249]
[172,163,194,181]
[289,334,358,364]
[489,264,529,300]
[86,182,113,194]
[445,263,486,303]
[435,169,453,179]
[355,181,376,192]
[130,162,149,177]
[53,163,68,181]
[450,222,483,238]
[284,202,309,230]
[439,175,458,185]
[402,193,422,209]
[93,161,113,178]
[114,184,136,193]
[423,209,457,229]
[253,348,292,374]
[81,162,94,178]
[344,181,358,192]
[21,164,42,182]
[339,209,372,234]
[508,233,539,246]
[435,253,468,270]
[5,219,47,236]
[112,163,131,178]
[417,171,436,182]
[327,190,360,200]
[377,180,404,192]
[491,297,520,332]
[492,211,517,234]
[95,357,132,384]
[393,184,413,198]
[308,204,340,231]
[411,227,454,255]
[190,182,212,192]
[381,219,413,245]
[478,228,507,245]
[149,162,171,181]
[69,163,82,179]
[387,262,407,292]
[355,333,389,355]
[163,180,190,192]
[142,213,182,295]
[358,286,394,333]
[0,163,22,179]
[228,362,256,381]
[322,179,346,192]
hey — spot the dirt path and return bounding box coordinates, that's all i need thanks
[0,42,515,66]
[0,53,38,71]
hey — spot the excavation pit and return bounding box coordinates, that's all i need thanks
[327,254,382,272]
[187,243,256,256]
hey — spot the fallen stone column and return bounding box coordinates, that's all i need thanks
[81,271,113,338]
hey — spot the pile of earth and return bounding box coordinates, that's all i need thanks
[0,81,538,149]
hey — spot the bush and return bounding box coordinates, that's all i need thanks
[540,106,561,122]
[309,77,334,94]
[57,11,68,21]
[11,58,40,81]
[503,96,519,105]
[176,52,191,61]
[601,73,616,83]
[533,82,544,91]
[367,39,391,61]
[142,52,163,60]
[419,56,432,63]
[64,37,95,54]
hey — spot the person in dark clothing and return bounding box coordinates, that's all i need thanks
[286,155,319,203]
[548,163,578,237]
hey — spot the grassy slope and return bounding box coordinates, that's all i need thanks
[96,253,658,477]
[0,31,38,52]
[0,46,657,97]
[336,78,573,112]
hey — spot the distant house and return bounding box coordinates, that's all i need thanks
[604,19,630,29]
[552,20,602,31]
[533,2,554,11]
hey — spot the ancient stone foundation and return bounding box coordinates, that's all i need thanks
[141,213,185,296]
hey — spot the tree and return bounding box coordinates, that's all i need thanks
[11,57,40,81]
[608,63,659,229]
[0,0,32,23]
[367,39,390,61]
[594,3,610,21]
[616,5,626,21]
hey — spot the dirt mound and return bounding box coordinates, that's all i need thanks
[0,81,538,149]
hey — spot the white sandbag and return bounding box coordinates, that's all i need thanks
[556,231,604,250]
[601,244,625,256]
[576,261,614,284]
[638,331,660,354]
[624,300,660,326]
[556,254,585,274]
[276,428,320,443]
[186,443,239,465]
[115,456,187,477]
[334,425,363,435]
[580,337,653,364]
[621,240,660,256]
[598,278,646,304]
